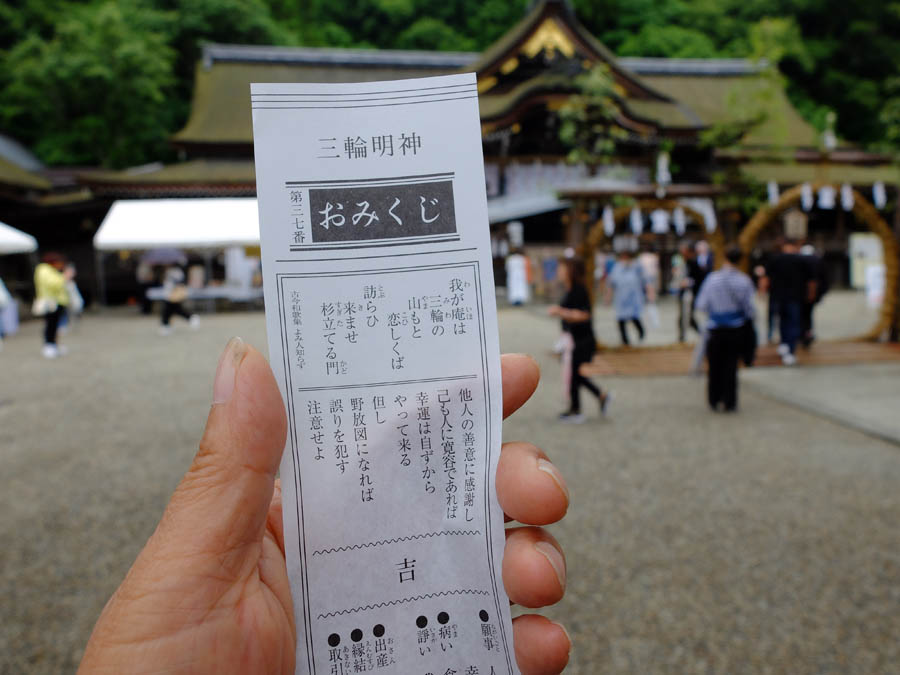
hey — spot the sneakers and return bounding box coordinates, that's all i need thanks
[782,352,796,366]
[189,314,201,329]
[600,391,614,416]
[158,325,173,336]
[777,343,790,356]
[558,411,586,424]
[41,344,59,359]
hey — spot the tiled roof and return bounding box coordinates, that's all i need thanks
[202,43,478,70]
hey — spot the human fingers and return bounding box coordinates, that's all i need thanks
[497,442,568,525]
[501,353,540,419]
[513,614,571,675]
[503,527,566,608]
[160,337,287,573]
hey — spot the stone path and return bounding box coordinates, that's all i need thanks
[1,308,898,674]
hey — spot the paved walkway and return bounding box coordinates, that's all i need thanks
[1,309,899,673]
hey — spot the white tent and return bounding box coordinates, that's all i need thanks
[0,220,38,255]
[94,198,260,251]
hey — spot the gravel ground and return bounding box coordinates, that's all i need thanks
[2,307,899,674]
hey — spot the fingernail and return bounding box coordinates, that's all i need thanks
[551,621,572,654]
[534,540,566,591]
[213,337,247,405]
[537,458,570,502]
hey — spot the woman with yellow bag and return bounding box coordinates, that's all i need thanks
[33,252,70,358]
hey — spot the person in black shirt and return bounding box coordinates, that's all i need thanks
[763,239,816,364]
[548,258,610,423]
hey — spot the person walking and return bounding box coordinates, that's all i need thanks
[800,244,829,346]
[763,239,815,365]
[33,252,70,358]
[696,247,756,412]
[548,258,610,423]
[159,265,199,336]
[607,249,649,345]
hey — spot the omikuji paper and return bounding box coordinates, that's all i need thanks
[251,74,519,675]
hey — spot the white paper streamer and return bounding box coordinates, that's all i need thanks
[817,185,835,210]
[767,180,780,206]
[840,183,854,211]
[801,183,814,211]
[650,209,670,233]
[602,204,615,237]
[873,181,887,209]
[673,207,686,236]
[629,207,643,235]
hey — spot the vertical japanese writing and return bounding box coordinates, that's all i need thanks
[332,398,348,475]
[395,395,411,467]
[417,392,436,494]
[438,388,457,520]
[353,397,373,502]
[460,388,477,522]
[388,309,404,371]
[289,189,307,245]
[308,399,324,461]
[290,290,305,369]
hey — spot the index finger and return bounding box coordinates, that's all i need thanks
[501,354,540,419]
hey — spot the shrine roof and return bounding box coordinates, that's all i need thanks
[740,162,900,186]
[0,156,51,191]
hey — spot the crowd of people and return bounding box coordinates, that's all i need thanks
[0,252,202,358]
[520,235,832,420]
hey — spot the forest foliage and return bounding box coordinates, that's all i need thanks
[1,0,899,167]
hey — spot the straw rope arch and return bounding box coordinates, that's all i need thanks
[582,199,727,289]
[737,183,898,341]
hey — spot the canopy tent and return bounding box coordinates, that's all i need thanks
[94,198,260,251]
[487,193,570,224]
[0,220,38,255]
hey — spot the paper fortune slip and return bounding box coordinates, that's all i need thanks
[251,73,519,675]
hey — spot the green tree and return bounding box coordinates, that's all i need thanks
[558,64,627,165]
[1,1,176,167]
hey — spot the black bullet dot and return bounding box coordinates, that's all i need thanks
[327,633,340,647]
[350,628,363,642]
[416,615,428,628]
[437,611,450,625]
[479,610,489,622]
[373,624,385,638]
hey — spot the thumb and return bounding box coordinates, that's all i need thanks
[158,337,288,570]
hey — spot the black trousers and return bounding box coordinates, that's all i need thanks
[161,301,191,326]
[706,326,743,411]
[677,289,700,341]
[569,345,601,413]
[44,306,64,345]
[618,318,644,345]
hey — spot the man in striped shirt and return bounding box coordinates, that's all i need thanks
[695,247,756,412]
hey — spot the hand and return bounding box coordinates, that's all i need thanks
[546,305,562,317]
[79,339,570,674]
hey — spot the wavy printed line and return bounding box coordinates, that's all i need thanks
[317,589,490,619]
[312,530,480,556]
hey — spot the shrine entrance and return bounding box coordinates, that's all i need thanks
[581,198,726,289]
[738,184,898,341]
